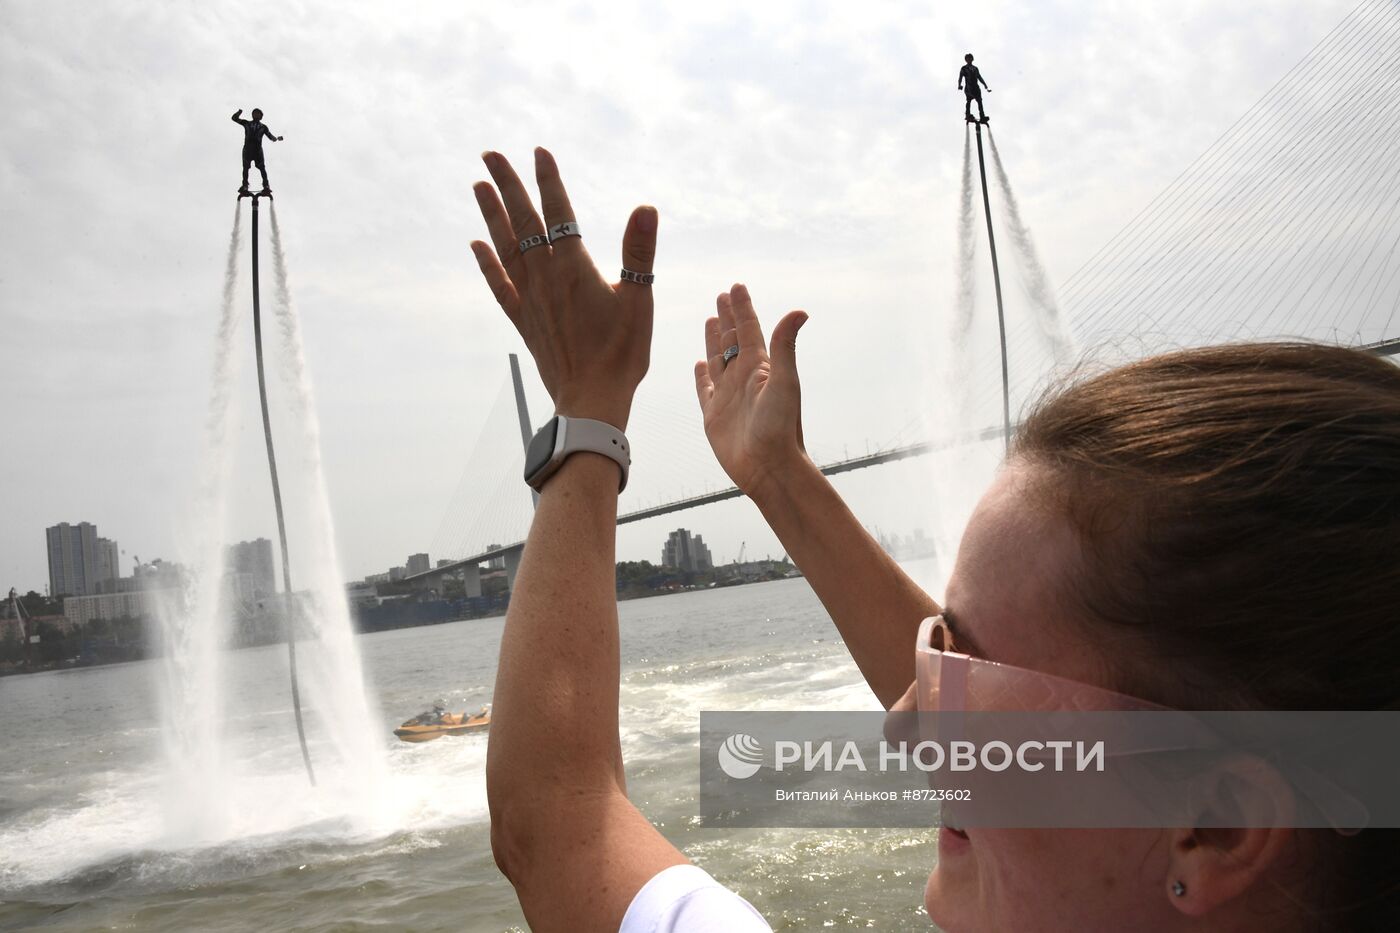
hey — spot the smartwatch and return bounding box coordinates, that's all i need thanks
[523,415,631,492]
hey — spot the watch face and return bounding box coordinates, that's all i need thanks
[524,418,560,481]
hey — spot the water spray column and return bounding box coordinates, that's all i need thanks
[250,194,317,787]
[973,123,1012,453]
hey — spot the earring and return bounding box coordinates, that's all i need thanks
[1172,881,1186,897]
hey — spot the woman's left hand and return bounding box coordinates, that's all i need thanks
[470,148,657,431]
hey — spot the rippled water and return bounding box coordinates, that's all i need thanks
[0,570,945,931]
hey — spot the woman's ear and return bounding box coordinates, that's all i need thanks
[1164,755,1298,917]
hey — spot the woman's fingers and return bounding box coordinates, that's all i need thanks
[730,284,766,354]
[716,291,738,359]
[483,151,550,273]
[470,240,521,323]
[618,206,659,292]
[473,181,527,286]
[704,316,723,380]
[694,360,714,407]
[534,147,584,261]
[769,310,809,376]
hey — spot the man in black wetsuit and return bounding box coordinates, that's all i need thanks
[958,54,990,123]
[231,108,283,195]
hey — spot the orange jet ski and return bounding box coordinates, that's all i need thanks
[394,703,491,743]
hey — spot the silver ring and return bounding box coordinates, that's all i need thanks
[620,268,655,285]
[722,345,740,365]
[518,234,549,254]
[548,221,581,242]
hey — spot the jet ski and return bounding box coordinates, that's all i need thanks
[394,703,491,743]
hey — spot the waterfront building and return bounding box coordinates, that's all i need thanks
[661,528,714,573]
[131,558,188,591]
[226,538,277,597]
[63,590,163,627]
[46,521,114,597]
[406,553,430,576]
[97,537,121,587]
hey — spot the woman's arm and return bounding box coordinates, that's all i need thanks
[695,286,940,708]
[473,148,686,931]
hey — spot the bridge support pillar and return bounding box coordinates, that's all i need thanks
[461,563,482,598]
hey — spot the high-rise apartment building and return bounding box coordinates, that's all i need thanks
[406,552,430,576]
[226,538,277,597]
[46,522,116,597]
[661,528,714,573]
[97,537,121,585]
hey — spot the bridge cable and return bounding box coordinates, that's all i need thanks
[1053,0,1387,313]
[1124,45,1400,344]
[1065,4,1398,341]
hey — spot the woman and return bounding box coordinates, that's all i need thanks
[472,149,1399,931]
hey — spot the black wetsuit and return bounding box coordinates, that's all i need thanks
[232,110,277,189]
[959,64,988,120]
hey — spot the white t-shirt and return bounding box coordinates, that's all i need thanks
[619,864,772,933]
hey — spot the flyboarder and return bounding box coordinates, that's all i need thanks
[958,53,990,123]
[232,108,283,197]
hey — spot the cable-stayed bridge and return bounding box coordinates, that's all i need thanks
[405,416,1006,595]
[406,0,1400,596]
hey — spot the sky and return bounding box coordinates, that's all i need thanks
[0,0,1372,593]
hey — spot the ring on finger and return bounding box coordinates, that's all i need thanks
[548,222,582,242]
[722,345,740,366]
[620,268,655,285]
[519,234,550,254]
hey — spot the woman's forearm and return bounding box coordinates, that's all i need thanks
[750,456,940,708]
[487,453,625,801]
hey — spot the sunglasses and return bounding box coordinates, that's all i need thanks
[914,615,1169,714]
[909,615,1370,832]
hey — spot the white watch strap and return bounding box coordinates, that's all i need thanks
[558,417,631,492]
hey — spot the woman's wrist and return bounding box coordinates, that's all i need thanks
[541,449,626,503]
[745,448,819,504]
[554,387,635,432]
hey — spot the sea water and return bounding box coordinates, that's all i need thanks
[0,570,944,932]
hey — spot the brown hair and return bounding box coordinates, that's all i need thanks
[1013,341,1400,930]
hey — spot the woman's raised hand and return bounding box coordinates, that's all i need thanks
[470,148,657,431]
[695,285,810,497]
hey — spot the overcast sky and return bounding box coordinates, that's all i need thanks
[0,0,1369,593]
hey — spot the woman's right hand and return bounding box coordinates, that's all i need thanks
[694,284,810,498]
